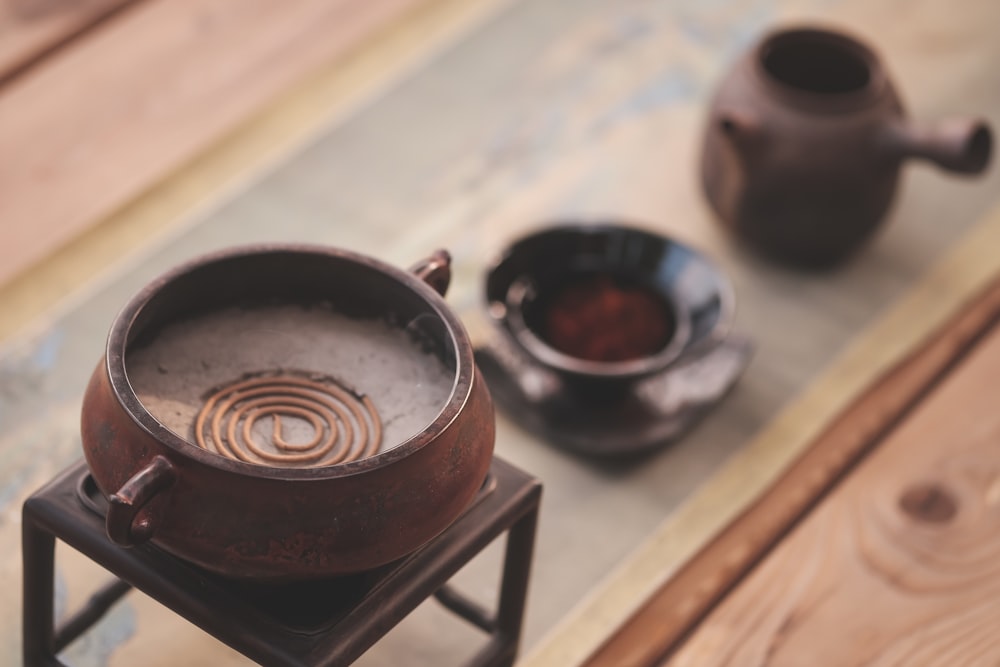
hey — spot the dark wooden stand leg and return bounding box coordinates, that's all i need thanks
[23,500,133,667]
[23,502,64,667]
[434,501,539,667]
[491,502,538,666]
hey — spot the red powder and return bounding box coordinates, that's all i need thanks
[542,274,673,362]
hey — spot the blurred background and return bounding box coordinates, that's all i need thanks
[2,0,999,665]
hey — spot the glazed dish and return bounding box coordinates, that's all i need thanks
[480,224,750,455]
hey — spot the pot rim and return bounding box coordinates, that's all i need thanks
[751,25,890,114]
[105,243,474,481]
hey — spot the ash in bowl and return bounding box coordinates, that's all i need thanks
[126,303,455,467]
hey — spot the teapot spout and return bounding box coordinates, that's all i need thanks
[886,118,992,174]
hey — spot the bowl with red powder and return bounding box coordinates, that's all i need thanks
[484,224,734,389]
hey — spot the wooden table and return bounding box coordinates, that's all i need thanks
[587,248,1000,667]
[0,0,445,290]
[2,0,1000,665]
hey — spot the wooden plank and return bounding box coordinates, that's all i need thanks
[0,0,136,84]
[0,0,426,289]
[585,269,1000,666]
[662,291,1000,665]
[0,0,511,345]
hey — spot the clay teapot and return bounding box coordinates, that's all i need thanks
[700,26,992,268]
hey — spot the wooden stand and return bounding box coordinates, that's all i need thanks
[23,458,540,667]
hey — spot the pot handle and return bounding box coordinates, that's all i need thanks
[717,108,765,161]
[106,455,176,547]
[410,249,451,297]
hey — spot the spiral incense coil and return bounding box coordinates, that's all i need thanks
[194,374,382,468]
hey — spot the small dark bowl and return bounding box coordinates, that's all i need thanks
[485,224,735,391]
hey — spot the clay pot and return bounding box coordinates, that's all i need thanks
[81,245,494,581]
[700,26,992,268]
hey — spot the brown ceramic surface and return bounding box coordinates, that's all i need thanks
[80,245,495,581]
[701,26,992,268]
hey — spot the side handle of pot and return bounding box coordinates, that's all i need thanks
[410,249,452,297]
[884,118,993,174]
[106,455,176,547]
[716,108,766,161]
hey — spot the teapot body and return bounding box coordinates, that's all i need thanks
[701,27,991,268]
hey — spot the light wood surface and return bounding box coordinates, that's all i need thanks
[0,0,510,344]
[662,276,1000,666]
[587,259,1000,667]
[0,0,425,289]
[0,0,134,83]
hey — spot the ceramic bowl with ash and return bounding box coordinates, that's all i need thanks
[81,245,494,581]
[484,224,734,394]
